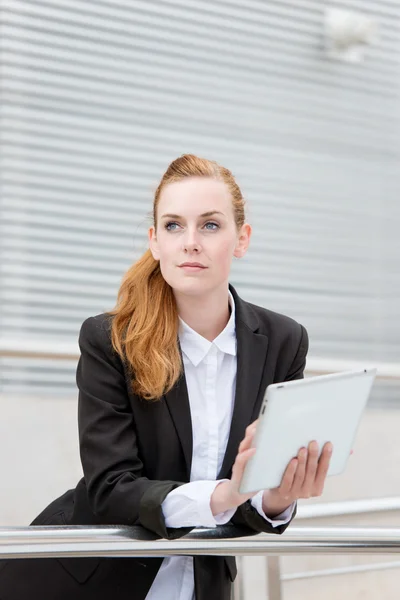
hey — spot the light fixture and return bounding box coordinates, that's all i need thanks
[325,7,378,63]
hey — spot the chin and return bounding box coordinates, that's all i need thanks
[169,277,213,297]
[176,283,208,296]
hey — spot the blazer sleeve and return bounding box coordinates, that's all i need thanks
[77,316,192,539]
[284,324,309,382]
[229,322,308,535]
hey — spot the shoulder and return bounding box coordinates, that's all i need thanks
[247,300,301,331]
[80,312,113,335]
[78,313,118,359]
[79,312,113,341]
[242,299,308,354]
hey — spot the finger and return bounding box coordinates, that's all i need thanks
[277,457,298,497]
[244,421,258,440]
[300,441,319,497]
[247,420,259,437]
[289,447,308,495]
[238,422,258,453]
[238,429,256,454]
[313,442,333,495]
[231,447,256,485]
[246,419,258,433]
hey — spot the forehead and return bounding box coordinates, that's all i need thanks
[158,177,232,216]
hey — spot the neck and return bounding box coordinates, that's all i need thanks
[174,285,231,342]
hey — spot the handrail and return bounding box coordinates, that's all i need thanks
[297,496,400,519]
[305,357,400,380]
[1,525,400,560]
[0,340,399,380]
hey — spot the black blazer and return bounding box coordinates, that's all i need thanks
[0,285,308,600]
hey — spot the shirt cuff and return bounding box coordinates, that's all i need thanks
[250,491,296,527]
[161,480,236,528]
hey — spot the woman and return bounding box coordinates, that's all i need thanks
[0,154,332,600]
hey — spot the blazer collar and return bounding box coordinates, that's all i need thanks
[164,284,269,480]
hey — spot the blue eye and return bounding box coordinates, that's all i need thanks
[204,222,219,231]
[165,221,219,231]
[165,222,179,231]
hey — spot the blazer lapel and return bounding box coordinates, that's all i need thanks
[218,285,269,479]
[164,368,193,479]
[163,286,268,482]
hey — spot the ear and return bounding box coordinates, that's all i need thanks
[233,223,251,259]
[148,226,160,260]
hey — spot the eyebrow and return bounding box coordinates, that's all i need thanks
[160,211,225,219]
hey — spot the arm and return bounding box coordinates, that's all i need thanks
[161,480,236,528]
[283,324,309,382]
[226,324,332,531]
[224,323,308,534]
[161,326,310,531]
[250,491,296,524]
[77,316,192,539]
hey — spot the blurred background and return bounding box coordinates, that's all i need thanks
[0,1,399,598]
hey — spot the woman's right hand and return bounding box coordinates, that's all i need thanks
[210,420,259,515]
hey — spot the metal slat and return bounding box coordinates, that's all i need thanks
[2,105,396,171]
[8,0,400,52]
[1,0,399,396]
[2,8,398,91]
[2,69,396,142]
[2,27,398,113]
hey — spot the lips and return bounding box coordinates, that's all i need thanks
[179,262,206,268]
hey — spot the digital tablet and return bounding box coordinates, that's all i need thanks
[239,368,377,494]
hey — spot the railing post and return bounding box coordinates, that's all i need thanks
[231,556,245,600]
[267,555,282,600]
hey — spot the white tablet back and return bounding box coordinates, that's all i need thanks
[239,369,376,494]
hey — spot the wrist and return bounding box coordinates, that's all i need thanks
[261,490,292,518]
[210,481,236,516]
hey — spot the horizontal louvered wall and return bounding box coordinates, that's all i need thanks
[0,0,399,402]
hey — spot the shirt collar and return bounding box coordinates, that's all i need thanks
[178,291,237,366]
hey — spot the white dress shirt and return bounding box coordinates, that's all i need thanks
[145,292,295,600]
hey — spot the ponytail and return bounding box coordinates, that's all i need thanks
[109,249,182,400]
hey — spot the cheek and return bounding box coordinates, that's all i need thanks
[156,237,177,271]
[213,240,235,271]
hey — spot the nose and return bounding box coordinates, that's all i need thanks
[182,227,202,253]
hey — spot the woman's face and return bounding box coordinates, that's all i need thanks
[149,177,251,297]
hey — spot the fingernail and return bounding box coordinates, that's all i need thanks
[326,443,333,453]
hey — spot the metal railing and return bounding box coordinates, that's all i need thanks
[296,496,400,519]
[2,524,400,560]
[1,346,399,598]
[263,496,400,599]
[1,523,400,600]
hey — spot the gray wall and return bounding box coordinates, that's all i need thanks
[1,0,399,402]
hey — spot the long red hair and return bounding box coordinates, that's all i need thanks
[109,154,246,400]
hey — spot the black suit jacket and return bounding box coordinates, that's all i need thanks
[0,285,308,600]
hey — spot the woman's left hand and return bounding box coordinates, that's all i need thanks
[262,440,333,518]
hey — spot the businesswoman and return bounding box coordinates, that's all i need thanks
[0,154,332,600]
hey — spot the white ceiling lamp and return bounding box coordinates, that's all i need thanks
[325,7,378,63]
